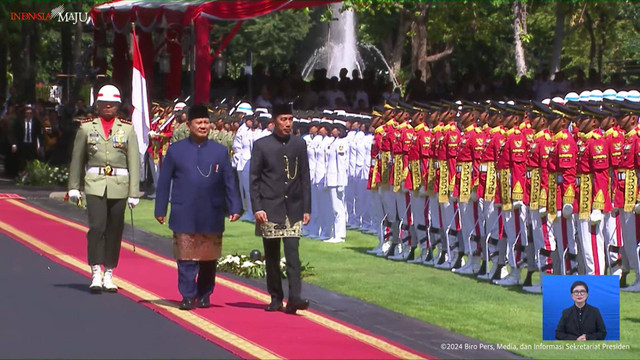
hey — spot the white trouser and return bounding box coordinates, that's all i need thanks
[530,209,555,272]
[483,201,505,265]
[428,195,441,229]
[552,212,577,274]
[460,200,482,256]
[306,181,320,236]
[345,176,356,225]
[318,185,333,238]
[620,212,640,277]
[439,200,459,255]
[329,187,347,239]
[503,207,528,269]
[604,211,627,272]
[410,193,427,248]
[576,217,606,275]
[355,178,370,228]
[395,191,411,245]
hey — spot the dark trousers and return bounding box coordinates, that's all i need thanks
[86,195,127,268]
[262,237,302,302]
[177,260,217,300]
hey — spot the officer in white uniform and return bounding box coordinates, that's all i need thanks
[316,118,335,240]
[231,104,255,221]
[325,119,350,243]
[307,118,325,238]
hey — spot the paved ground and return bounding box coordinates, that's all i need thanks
[0,182,522,359]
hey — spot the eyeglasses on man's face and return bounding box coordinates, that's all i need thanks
[572,290,587,295]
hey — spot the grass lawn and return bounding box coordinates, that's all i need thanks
[135,200,639,359]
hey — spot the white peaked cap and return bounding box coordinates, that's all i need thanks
[578,90,591,102]
[626,90,640,103]
[552,97,565,104]
[233,102,253,116]
[564,92,580,102]
[615,91,628,102]
[174,102,187,111]
[589,89,603,102]
[542,98,551,105]
[602,89,617,100]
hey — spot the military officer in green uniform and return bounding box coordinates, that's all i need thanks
[170,102,190,143]
[68,84,140,293]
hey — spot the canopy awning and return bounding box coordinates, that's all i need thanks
[90,0,339,104]
[91,0,337,30]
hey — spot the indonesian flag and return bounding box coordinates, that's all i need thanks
[131,26,150,156]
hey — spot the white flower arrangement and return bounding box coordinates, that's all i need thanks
[217,253,314,279]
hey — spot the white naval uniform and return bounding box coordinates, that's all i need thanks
[326,136,349,240]
[233,126,256,220]
[303,134,319,237]
[356,132,372,230]
[316,136,334,239]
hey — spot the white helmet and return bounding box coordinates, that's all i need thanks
[551,97,565,104]
[564,92,580,103]
[615,91,628,102]
[589,89,603,102]
[174,102,187,111]
[541,98,551,105]
[603,89,617,100]
[96,85,121,103]
[626,90,640,103]
[578,90,591,102]
[232,102,253,116]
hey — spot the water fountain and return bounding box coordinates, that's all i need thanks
[302,3,400,90]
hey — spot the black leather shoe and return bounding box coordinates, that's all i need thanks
[197,297,210,308]
[265,300,284,312]
[285,299,310,314]
[179,297,196,310]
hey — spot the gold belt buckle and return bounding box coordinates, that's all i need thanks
[103,165,112,176]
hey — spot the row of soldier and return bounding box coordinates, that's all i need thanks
[363,91,640,293]
[141,88,640,294]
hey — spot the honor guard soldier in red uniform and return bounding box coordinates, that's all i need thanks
[452,102,484,274]
[601,107,626,280]
[377,101,401,256]
[434,102,461,269]
[574,105,611,275]
[611,102,640,291]
[547,102,579,275]
[387,103,415,259]
[407,103,434,263]
[477,102,508,281]
[522,102,556,293]
[424,104,445,265]
[493,104,530,286]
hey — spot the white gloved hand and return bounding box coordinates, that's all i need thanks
[589,209,603,225]
[148,130,158,137]
[128,197,140,209]
[634,203,640,215]
[512,201,524,210]
[336,186,345,193]
[68,189,80,203]
[562,204,573,219]
[538,207,547,217]
[470,191,479,202]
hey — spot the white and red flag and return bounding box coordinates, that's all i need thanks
[131,26,149,156]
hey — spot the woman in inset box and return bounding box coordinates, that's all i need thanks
[555,281,607,340]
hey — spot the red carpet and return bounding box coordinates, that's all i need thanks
[0,199,430,360]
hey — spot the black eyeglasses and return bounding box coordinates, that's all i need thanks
[572,290,587,295]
